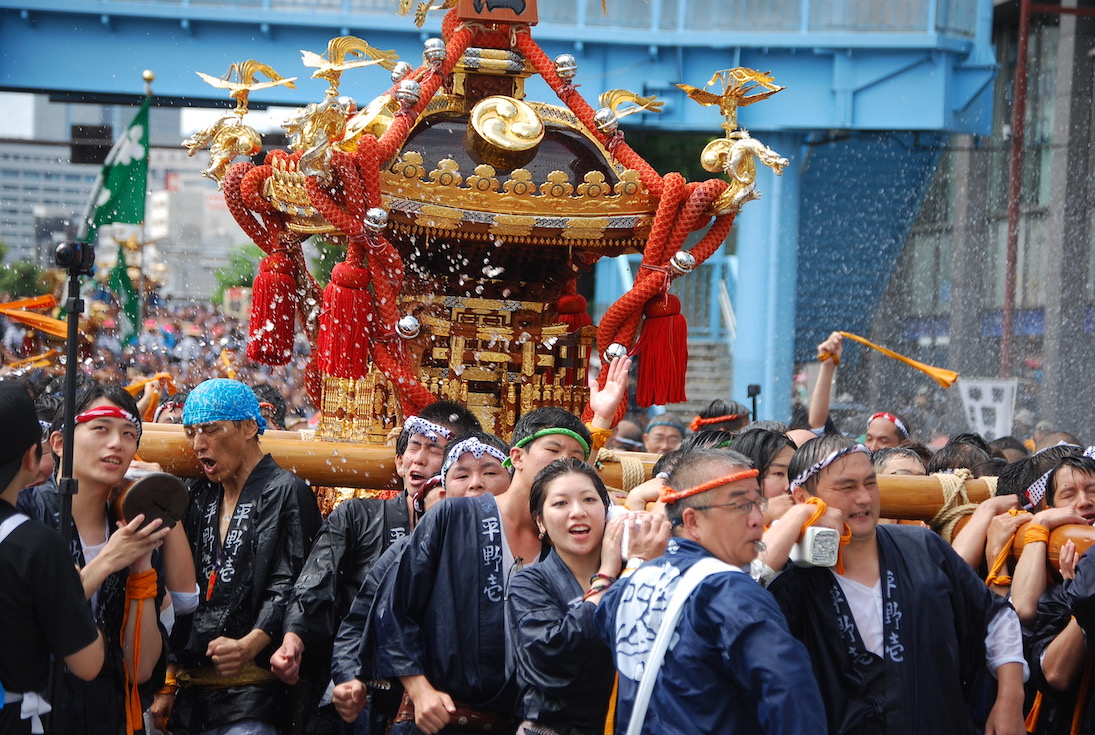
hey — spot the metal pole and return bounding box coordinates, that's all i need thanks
[1002,0,1031,378]
[46,262,85,734]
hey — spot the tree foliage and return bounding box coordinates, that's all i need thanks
[0,240,46,298]
[212,243,263,305]
[310,238,344,288]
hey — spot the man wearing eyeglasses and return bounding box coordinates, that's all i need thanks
[595,447,825,734]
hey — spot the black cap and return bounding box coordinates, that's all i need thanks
[0,383,41,492]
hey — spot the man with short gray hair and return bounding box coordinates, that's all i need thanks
[595,448,825,734]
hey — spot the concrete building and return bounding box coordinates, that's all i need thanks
[0,94,240,298]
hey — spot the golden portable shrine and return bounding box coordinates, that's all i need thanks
[183,0,789,449]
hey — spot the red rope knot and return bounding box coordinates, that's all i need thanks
[348,231,386,253]
[606,130,626,155]
[638,263,672,292]
[371,328,401,344]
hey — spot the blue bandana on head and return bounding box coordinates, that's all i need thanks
[182,379,268,435]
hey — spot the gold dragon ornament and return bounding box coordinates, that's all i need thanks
[678,68,789,215]
[288,37,400,182]
[183,61,297,185]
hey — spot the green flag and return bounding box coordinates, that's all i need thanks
[109,244,140,345]
[79,97,151,244]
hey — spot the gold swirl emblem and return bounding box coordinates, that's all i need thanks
[466,96,544,169]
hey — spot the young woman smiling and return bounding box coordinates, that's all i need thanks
[18,383,173,735]
[507,458,669,735]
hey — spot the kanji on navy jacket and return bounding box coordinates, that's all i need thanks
[595,537,825,735]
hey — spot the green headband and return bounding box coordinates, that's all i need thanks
[503,427,591,468]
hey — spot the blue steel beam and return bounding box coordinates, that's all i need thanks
[731,132,804,422]
[0,1,995,134]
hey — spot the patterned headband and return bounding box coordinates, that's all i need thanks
[1023,445,1095,510]
[1024,468,1054,511]
[441,437,510,488]
[868,412,909,440]
[660,468,759,504]
[76,405,143,441]
[403,416,454,443]
[182,379,267,435]
[789,444,871,491]
[153,400,183,424]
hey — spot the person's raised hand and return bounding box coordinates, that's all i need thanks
[589,356,631,428]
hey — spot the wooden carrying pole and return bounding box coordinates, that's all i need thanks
[137,424,658,492]
[136,428,1095,566]
[133,427,999,511]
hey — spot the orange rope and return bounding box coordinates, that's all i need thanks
[798,497,852,574]
[818,331,958,389]
[1025,524,1050,546]
[660,469,759,504]
[689,413,747,432]
[604,673,618,735]
[985,509,1024,587]
[800,497,827,536]
[1025,690,1043,733]
[121,568,158,735]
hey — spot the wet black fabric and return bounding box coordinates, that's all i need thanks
[286,496,410,730]
[333,536,408,686]
[18,479,168,735]
[375,493,536,722]
[1026,581,1095,735]
[0,500,99,735]
[507,549,613,733]
[286,495,410,650]
[329,537,412,735]
[768,524,1007,735]
[171,454,320,734]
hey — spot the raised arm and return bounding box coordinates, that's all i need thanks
[808,332,843,430]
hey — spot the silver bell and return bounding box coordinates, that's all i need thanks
[593,108,618,135]
[364,208,388,231]
[423,38,447,63]
[396,315,421,339]
[391,61,414,83]
[669,250,696,275]
[603,343,628,362]
[396,79,422,105]
[554,54,578,80]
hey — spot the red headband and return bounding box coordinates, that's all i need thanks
[660,468,760,504]
[76,405,142,438]
[868,412,909,439]
[689,413,747,432]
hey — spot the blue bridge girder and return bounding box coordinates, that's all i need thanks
[0,0,998,422]
[1,0,995,134]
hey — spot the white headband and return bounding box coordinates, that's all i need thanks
[441,436,510,488]
[790,444,871,491]
[403,416,453,443]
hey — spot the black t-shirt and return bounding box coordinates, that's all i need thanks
[0,499,99,694]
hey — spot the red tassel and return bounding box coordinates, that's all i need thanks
[316,262,373,379]
[632,294,688,407]
[555,293,593,332]
[304,358,323,410]
[247,253,298,365]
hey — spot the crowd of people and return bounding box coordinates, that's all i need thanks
[3,321,1095,735]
